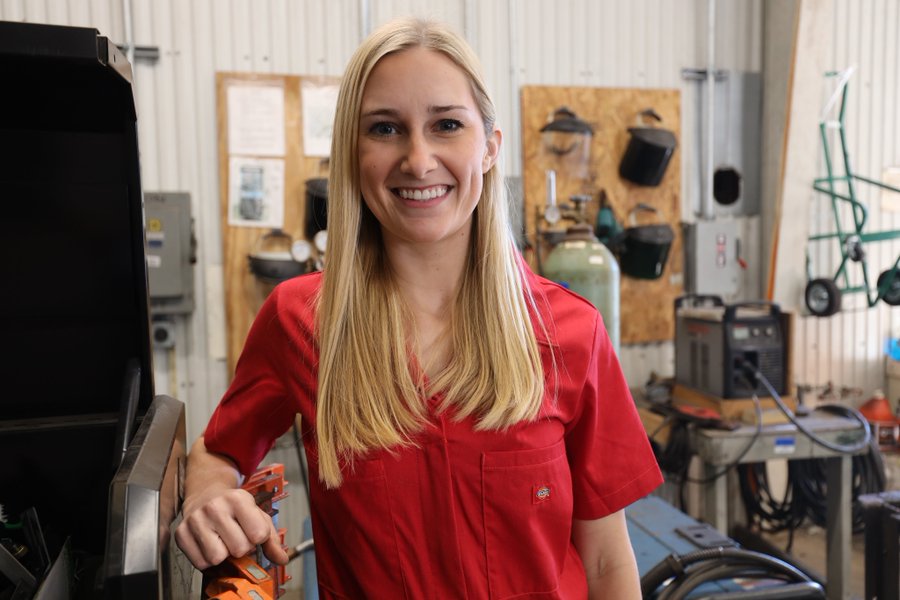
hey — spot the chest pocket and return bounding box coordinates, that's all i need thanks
[311,457,405,599]
[481,440,574,599]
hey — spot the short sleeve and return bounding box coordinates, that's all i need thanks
[565,313,663,519]
[204,288,300,478]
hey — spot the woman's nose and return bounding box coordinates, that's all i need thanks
[400,133,438,178]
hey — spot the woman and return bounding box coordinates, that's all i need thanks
[176,17,662,599]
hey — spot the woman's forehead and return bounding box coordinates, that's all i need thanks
[360,47,476,112]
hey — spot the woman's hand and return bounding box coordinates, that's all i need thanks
[174,437,289,570]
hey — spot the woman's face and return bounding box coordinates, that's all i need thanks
[357,47,500,250]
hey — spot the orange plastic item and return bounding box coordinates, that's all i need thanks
[859,391,896,423]
[205,576,274,600]
[859,391,900,449]
[202,464,291,600]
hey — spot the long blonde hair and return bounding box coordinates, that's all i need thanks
[316,17,545,487]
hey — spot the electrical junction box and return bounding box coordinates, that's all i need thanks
[144,192,195,314]
[684,219,740,296]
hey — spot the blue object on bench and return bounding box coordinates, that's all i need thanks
[626,496,743,597]
[302,516,318,600]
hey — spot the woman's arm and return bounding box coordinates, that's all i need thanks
[572,510,642,599]
[174,436,289,569]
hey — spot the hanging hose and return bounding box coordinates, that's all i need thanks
[739,359,871,454]
[641,547,823,599]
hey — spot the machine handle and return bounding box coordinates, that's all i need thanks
[724,301,781,322]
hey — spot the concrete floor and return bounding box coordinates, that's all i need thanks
[758,450,900,600]
[761,526,867,600]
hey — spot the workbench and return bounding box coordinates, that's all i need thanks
[627,495,826,598]
[627,496,743,597]
[689,413,868,600]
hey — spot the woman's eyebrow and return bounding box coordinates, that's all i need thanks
[430,104,467,114]
[360,107,399,119]
[360,104,469,119]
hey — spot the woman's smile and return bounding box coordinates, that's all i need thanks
[393,185,452,203]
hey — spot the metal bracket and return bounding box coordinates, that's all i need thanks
[116,44,160,63]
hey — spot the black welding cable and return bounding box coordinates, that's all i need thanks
[738,462,805,537]
[789,438,886,532]
[640,547,812,598]
[683,387,764,485]
[661,565,791,600]
[741,360,871,454]
[653,393,762,510]
[693,582,826,599]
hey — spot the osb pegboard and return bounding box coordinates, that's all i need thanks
[521,85,682,344]
[216,72,338,377]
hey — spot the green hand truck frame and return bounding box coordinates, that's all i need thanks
[805,67,900,317]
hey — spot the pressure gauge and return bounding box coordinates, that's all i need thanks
[544,205,561,225]
[314,230,328,254]
[291,239,313,262]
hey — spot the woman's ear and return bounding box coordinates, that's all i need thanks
[483,127,502,173]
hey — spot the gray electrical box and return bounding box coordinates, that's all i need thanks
[144,192,195,314]
[685,219,741,296]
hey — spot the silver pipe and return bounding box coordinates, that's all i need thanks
[463,0,475,41]
[702,0,716,219]
[359,0,370,40]
[121,0,135,67]
[508,0,522,176]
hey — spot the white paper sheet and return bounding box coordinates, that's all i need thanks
[301,80,339,157]
[227,157,285,228]
[227,84,285,157]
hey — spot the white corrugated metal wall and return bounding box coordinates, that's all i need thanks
[0,0,765,438]
[5,0,895,587]
[797,0,900,403]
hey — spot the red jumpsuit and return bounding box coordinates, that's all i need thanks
[204,267,662,599]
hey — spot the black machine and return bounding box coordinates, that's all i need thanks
[675,295,787,399]
[0,21,190,599]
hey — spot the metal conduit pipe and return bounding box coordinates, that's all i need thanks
[121,0,135,67]
[702,0,717,219]
[359,0,371,40]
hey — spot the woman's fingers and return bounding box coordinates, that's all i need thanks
[175,488,280,569]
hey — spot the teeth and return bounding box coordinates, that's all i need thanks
[397,186,448,201]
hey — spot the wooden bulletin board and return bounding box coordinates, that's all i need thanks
[216,72,339,376]
[521,85,683,344]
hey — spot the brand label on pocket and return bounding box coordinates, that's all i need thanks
[533,484,551,503]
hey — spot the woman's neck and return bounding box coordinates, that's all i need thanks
[383,231,470,380]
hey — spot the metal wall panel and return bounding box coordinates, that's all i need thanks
[795,0,900,400]
[0,0,769,420]
[0,0,768,404]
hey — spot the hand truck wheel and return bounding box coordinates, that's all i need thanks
[877,269,900,305]
[805,278,841,316]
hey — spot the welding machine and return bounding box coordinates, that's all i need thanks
[675,296,787,399]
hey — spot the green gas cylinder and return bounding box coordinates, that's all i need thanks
[542,224,621,353]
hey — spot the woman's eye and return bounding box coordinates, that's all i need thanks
[436,119,463,133]
[369,122,398,136]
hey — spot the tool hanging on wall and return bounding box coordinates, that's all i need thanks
[594,189,623,247]
[617,204,675,280]
[619,108,677,187]
[539,106,594,183]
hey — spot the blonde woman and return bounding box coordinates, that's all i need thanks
[176,17,661,599]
